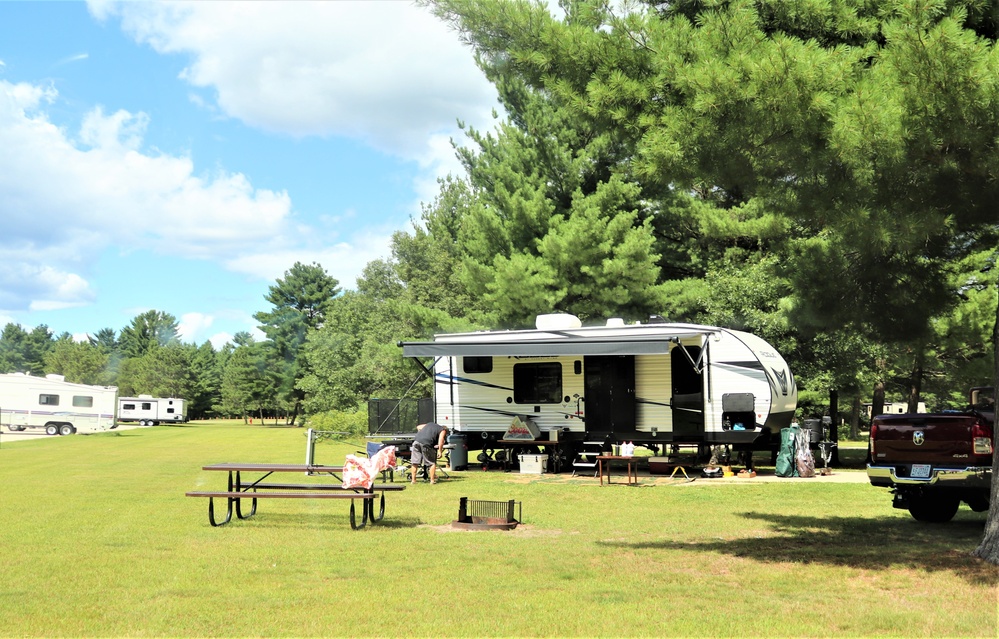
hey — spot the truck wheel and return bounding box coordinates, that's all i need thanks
[908,494,960,523]
[59,424,74,436]
[45,424,58,436]
[965,495,990,512]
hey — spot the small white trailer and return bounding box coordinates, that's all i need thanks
[0,373,118,435]
[400,314,798,456]
[117,396,187,426]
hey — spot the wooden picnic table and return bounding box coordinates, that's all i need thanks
[596,455,642,486]
[186,463,404,529]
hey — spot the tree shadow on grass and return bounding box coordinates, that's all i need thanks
[235,512,423,530]
[599,511,999,586]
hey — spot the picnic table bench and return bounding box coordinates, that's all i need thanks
[186,463,405,530]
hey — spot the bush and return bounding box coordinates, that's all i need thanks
[303,406,367,438]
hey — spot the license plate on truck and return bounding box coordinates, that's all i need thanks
[910,464,932,478]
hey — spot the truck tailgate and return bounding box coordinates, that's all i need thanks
[871,414,979,465]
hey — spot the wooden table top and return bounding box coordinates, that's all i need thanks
[202,463,344,473]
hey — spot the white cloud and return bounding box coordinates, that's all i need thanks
[223,227,394,290]
[177,311,214,343]
[89,0,497,177]
[0,79,297,312]
[208,332,233,350]
[55,53,89,67]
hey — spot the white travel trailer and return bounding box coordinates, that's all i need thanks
[117,396,187,426]
[400,315,797,454]
[0,373,118,435]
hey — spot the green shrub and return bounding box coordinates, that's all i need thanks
[303,406,367,437]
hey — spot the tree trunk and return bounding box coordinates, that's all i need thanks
[872,380,886,420]
[850,396,861,440]
[908,351,924,413]
[829,388,840,466]
[972,280,999,564]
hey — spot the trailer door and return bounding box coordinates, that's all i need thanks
[671,345,704,440]
[583,356,636,438]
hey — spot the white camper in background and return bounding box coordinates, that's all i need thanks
[0,373,118,435]
[117,396,187,426]
[400,315,797,455]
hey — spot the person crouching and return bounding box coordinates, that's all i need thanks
[410,421,448,484]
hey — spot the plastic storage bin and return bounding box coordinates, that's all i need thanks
[518,454,548,474]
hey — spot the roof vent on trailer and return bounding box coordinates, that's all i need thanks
[45,374,65,382]
[605,318,625,327]
[535,314,582,330]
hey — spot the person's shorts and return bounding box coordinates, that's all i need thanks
[411,442,437,467]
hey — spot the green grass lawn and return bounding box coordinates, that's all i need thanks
[0,421,995,638]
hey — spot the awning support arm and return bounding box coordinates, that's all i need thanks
[409,356,440,379]
[671,337,706,375]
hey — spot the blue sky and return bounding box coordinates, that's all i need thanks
[0,1,498,348]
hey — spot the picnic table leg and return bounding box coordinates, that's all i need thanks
[207,496,232,527]
[369,492,386,522]
[349,498,368,530]
[233,472,258,519]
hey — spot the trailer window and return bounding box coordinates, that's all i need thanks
[122,403,136,411]
[167,408,175,414]
[141,403,152,410]
[463,356,493,374]
[72,396,94,408]
[513,363,562,404]
[39,394,59,406]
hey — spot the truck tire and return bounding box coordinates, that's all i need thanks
[45,423,58,436]
[59,423,74,436]
[908,494,960,523]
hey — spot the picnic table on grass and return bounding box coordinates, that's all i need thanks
[186,462,405,530]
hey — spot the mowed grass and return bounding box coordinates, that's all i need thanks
[0,422,995,638]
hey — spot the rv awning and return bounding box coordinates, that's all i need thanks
[400,336,688,358]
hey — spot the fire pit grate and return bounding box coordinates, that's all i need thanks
[452,497,521,530]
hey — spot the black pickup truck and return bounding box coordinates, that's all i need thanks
[867,387,994,522]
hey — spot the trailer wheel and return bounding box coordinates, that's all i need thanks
[908,493,960,523]
[59,423,74,436]
[6,425,18,432]
[45,423,59,436]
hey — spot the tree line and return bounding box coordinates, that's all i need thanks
[1,0,997,433]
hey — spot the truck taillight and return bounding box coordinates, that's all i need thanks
[972,421,993,456]
[869,422,878,458]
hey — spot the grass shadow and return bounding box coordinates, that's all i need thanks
[599,511,998,586]
[238,512,423,530]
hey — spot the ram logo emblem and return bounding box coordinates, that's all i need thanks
[913,430,925,446]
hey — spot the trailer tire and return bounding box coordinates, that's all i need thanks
[45,423,59,436]
[6,425,18,432]
[59,423,74,436]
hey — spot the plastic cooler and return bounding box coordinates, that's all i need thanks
[518,454,548,474]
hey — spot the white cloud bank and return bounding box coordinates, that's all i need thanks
[0,1,498,338]
[88,0,495,174]
[0,79,296,312]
